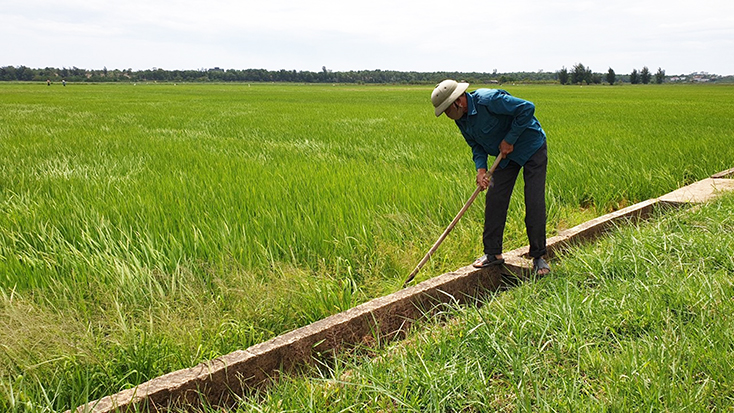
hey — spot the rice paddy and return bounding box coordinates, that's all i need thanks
[1,82,733,411]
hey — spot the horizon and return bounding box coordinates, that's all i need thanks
[2,64,729,78]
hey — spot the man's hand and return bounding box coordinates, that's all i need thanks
[476,168,490,190]
[500,140,514,158]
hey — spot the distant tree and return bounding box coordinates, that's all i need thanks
[0,65,682,85]
[585,67,594,84]
[16,65,34,81]
[558,67,569,85]
[0,66,17,81]
[630,69,640,84]
[571,63,587,84]
[640,66,651,84]
[606,68,616,85]
[655,67,666,84]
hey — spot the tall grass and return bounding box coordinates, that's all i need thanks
[1,83,733,410]
[229,192,734,412]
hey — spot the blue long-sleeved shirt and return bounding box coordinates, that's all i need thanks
[455,89,546,170]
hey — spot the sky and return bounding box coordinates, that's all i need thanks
[3,0,733,75]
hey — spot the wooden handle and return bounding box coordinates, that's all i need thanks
[489,154,503,173]
[402,155,503,287]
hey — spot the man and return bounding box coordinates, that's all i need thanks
[431,79,550,275]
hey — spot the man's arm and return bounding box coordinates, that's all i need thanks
[461,133,490,171]
[482,91,536,146]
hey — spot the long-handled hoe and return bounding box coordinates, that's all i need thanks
[402,155,503,288]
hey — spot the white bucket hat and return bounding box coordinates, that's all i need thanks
[431,79,469,117]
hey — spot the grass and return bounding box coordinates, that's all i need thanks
[1,82,733,410]
[227,192,734,412]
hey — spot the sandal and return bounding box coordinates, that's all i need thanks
[472,254,504,268]
[533,257,551,275]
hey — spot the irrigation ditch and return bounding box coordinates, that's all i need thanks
[73,167,734,413]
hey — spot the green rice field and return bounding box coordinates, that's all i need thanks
[1,82,733,411]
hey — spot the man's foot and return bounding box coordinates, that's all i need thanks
[533,257,551,276]
[473,254,504,268]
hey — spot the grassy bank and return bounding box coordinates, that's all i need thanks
[231,192,734,412]
[1,83,733,410]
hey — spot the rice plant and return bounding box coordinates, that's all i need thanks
[1,82,733,410]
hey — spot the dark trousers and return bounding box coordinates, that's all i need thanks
[483,142,548,259]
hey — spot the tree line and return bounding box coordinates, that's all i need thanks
[0,64,724,84]
[557,63,667,85]
[0,65,559,84]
